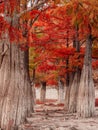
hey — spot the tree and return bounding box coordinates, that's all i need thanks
[68,1,82,113]
[59,0,98,116]
[40,81,46,103]
[58,77,65,103]
[77,0,98,117]
[31,0,98,117]
[0,0,47,129]
[77,26,95,117]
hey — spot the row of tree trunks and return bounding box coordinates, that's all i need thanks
[40,82,65,104]
[40,80,65,104]
[38,33,95,118]
[64,25,95,118]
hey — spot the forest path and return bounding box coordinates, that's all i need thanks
[18,101,98,130]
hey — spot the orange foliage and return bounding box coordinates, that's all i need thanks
[92,60,98,69]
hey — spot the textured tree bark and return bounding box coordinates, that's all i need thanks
[0,34,33,129]
[64,87,70,111]
[69,69,81,113]
[0,1,33,129]
[40,81,46,103]
[64,32,70,111]
[31,69,36,105]
[64,70,70,111]
[68,25,81,113]
[58,78,64,103]
[77,33,95,118]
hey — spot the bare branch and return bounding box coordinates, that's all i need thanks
[80,39,86,46]
[17,1,46,18]
[33,0,39,6]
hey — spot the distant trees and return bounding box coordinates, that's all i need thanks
[31,0,98,118]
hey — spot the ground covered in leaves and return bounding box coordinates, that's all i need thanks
[18,99,98,130]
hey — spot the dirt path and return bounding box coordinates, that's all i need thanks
[18,102,98,130]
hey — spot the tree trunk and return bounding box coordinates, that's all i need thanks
[31,69,36,105]
[68,25,81,113]
[40,82,46,103]
[64,87,70,111]
[0,34,33,130]
[77,34,95,118]
[64,31,70,111]
[64,71,70,111]
[69,69,80,113]
[58,78,64,103]
[0,1,33,129]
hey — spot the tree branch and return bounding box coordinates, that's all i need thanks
[80,39,86,46]
[17,1,46,18]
